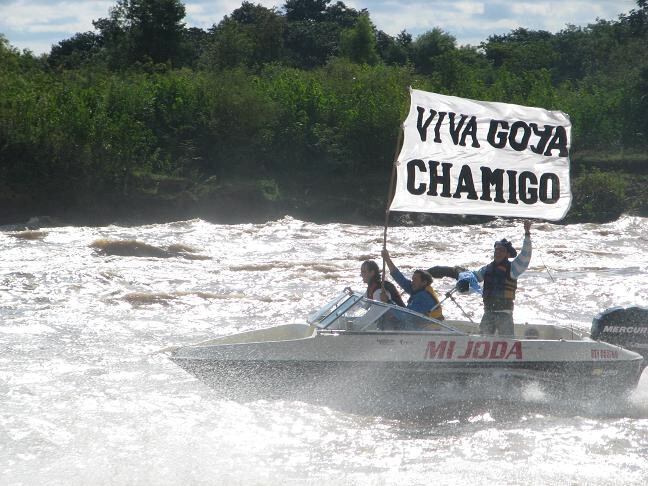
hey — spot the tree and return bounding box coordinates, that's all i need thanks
[284,0,330,22]
[204,2,285,69]
[93,0,186,67]
[629,65,648,146]
[49,32,103,69]
[203,22,255,69]
[481,28,556,75]
[339,14,379,65]
[283,0,360,68]
[376,30,411,65]
[625,0,648,35]
[0,34,18,63]
[410,28,456,75]
[325,1,362,28]
[178,27,210,68]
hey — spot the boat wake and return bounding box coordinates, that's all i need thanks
[409,369,648,422]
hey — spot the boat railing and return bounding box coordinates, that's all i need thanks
[317,328,466,336]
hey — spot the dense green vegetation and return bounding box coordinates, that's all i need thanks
[1,0,647,225]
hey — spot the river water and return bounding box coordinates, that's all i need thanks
[1,216,647,485]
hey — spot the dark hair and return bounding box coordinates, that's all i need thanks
[413,269,433,286]
[361,260,382,284]
[494,239,517,258]
[363,260,407,307]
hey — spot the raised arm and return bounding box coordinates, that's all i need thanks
[511,221,532,279]
[381,248,396,273]
[381,249,413,294]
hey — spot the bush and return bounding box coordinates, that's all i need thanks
[566,170,627,223]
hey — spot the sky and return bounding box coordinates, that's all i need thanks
[0,0,639,55]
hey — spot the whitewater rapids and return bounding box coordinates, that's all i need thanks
[1,216,647,485]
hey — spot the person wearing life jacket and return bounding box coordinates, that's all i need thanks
[360,260,406,307]
[472,221,532,337]
[380,249,444,323]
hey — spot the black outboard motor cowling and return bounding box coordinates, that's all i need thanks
[591,306,648,368]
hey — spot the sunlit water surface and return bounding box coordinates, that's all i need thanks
[1,216,647,485]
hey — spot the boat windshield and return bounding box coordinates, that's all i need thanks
[312,291,463,334]
[307,289,362,325]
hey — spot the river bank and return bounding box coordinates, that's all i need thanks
[1,160,646,229]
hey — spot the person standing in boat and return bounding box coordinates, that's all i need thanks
[473,221,532,337]
[380,249,444,321]
[360,260,405,307]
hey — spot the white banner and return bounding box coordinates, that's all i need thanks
[389,89,572,220]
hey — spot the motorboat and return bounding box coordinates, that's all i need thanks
[169,289,648,413]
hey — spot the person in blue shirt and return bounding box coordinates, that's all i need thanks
[381,249,444,323]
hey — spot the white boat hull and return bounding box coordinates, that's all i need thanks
[171,325,644,412]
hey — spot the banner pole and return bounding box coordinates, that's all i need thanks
[382,125,404,290]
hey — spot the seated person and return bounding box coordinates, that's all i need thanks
[360,260,405,307]
[381,249,444,327]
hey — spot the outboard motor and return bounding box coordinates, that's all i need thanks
[591,306,648,369]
